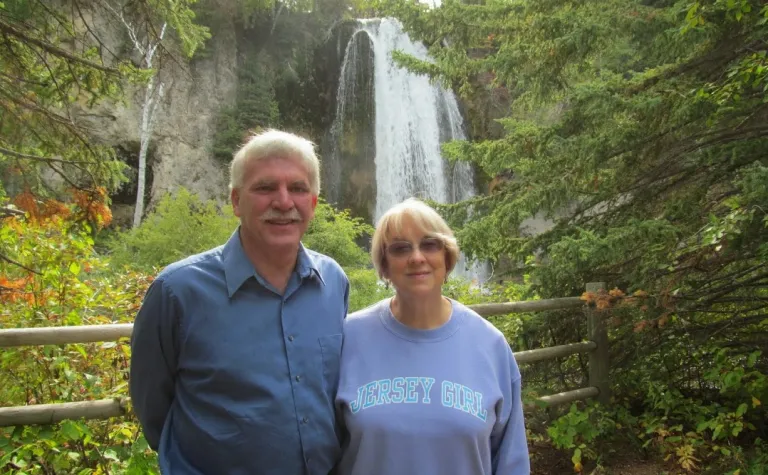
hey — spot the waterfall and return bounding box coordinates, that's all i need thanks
[326,18,488,283]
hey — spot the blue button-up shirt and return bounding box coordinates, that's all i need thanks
[130,229,350,475]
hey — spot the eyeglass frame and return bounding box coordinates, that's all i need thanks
[384,236,445,259]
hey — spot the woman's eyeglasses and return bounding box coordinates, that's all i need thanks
[386,237,444,258]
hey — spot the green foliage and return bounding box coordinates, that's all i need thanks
[0,210,156,473]
[346,267,392,312]
[145,0,211,58]
[628,349,767,473]
[106,188,239,272]
[304,200,373,268]
[212,55,281,163]
[546,403,623,472]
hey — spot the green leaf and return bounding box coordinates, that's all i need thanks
[103,449,119,461]
[69,262,80,275]
[60,421,81,441]
[73,345,88,359]
[746,351,760,367]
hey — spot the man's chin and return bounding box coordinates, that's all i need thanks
[263,233,302,249]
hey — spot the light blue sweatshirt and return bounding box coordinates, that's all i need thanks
[335,298,531,475]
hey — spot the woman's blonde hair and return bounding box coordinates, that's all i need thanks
[371,198,460,281]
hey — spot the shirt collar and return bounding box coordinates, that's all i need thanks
[222,228,325,297]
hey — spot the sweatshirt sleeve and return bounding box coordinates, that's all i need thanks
[490,349,531,474]
[129,278,180,450]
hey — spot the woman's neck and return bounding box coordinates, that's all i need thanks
[390,291,452,330]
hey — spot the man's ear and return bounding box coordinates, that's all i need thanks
[231,188,241,217]
[311,195,318,209]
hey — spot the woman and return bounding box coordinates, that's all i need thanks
[335,198,530,475]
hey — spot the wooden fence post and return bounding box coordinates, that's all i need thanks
[586,282,611,405]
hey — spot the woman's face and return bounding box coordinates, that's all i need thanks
[382,217,447,297]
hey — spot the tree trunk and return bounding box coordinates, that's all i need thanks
[130,22,167,228]
[132,75,164,227]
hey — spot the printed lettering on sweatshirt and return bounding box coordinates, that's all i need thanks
[348,377,488,422]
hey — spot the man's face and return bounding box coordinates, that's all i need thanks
[231,155,318,252]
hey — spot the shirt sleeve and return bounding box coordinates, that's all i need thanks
[491,349,531,474]
[343,275,350,319]
[129,278,180,450]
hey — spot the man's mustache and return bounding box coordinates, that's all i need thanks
[260,209,302,222]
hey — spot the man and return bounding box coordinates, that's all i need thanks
[130,129,350,474]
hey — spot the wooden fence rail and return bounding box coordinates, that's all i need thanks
[0,298,585,349]
[0,285,609,427]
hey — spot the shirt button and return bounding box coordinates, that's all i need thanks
[288,335,294,342]
[295,375,301,382]
[302,417,309,424]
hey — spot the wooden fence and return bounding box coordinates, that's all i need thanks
[0,283,609,427]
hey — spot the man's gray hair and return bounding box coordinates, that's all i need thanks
[229,129,321,195]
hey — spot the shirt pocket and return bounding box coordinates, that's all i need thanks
[318,333,342,395]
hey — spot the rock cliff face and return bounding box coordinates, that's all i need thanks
[72,4,240,226]
[69,9,485,228]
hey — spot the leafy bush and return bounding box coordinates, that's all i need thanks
[1,201,157,474]
[303,201,373,268]
[346,267,392,312]
[106,188,239,272]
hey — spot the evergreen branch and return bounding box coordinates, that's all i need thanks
[0,87,78,128]
[691,263,767,290]
[628,37,764,94]
[698,272,768,305]
[617,125,768,196]
[0,17,119,74]
[0,146,93,165]
[0,100,100,175]
[0,84,99,154]
[26,37,71,107]
[0,71,48,87]
[33,0,76,37]
[689,314,768,341]
[42,159,90,191]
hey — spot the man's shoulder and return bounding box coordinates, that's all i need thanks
[155,245,225,285]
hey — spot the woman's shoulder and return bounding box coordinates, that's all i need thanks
[451,299,508,343]
[344,298,389,329]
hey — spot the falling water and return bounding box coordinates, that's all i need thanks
[327,18,488,283]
